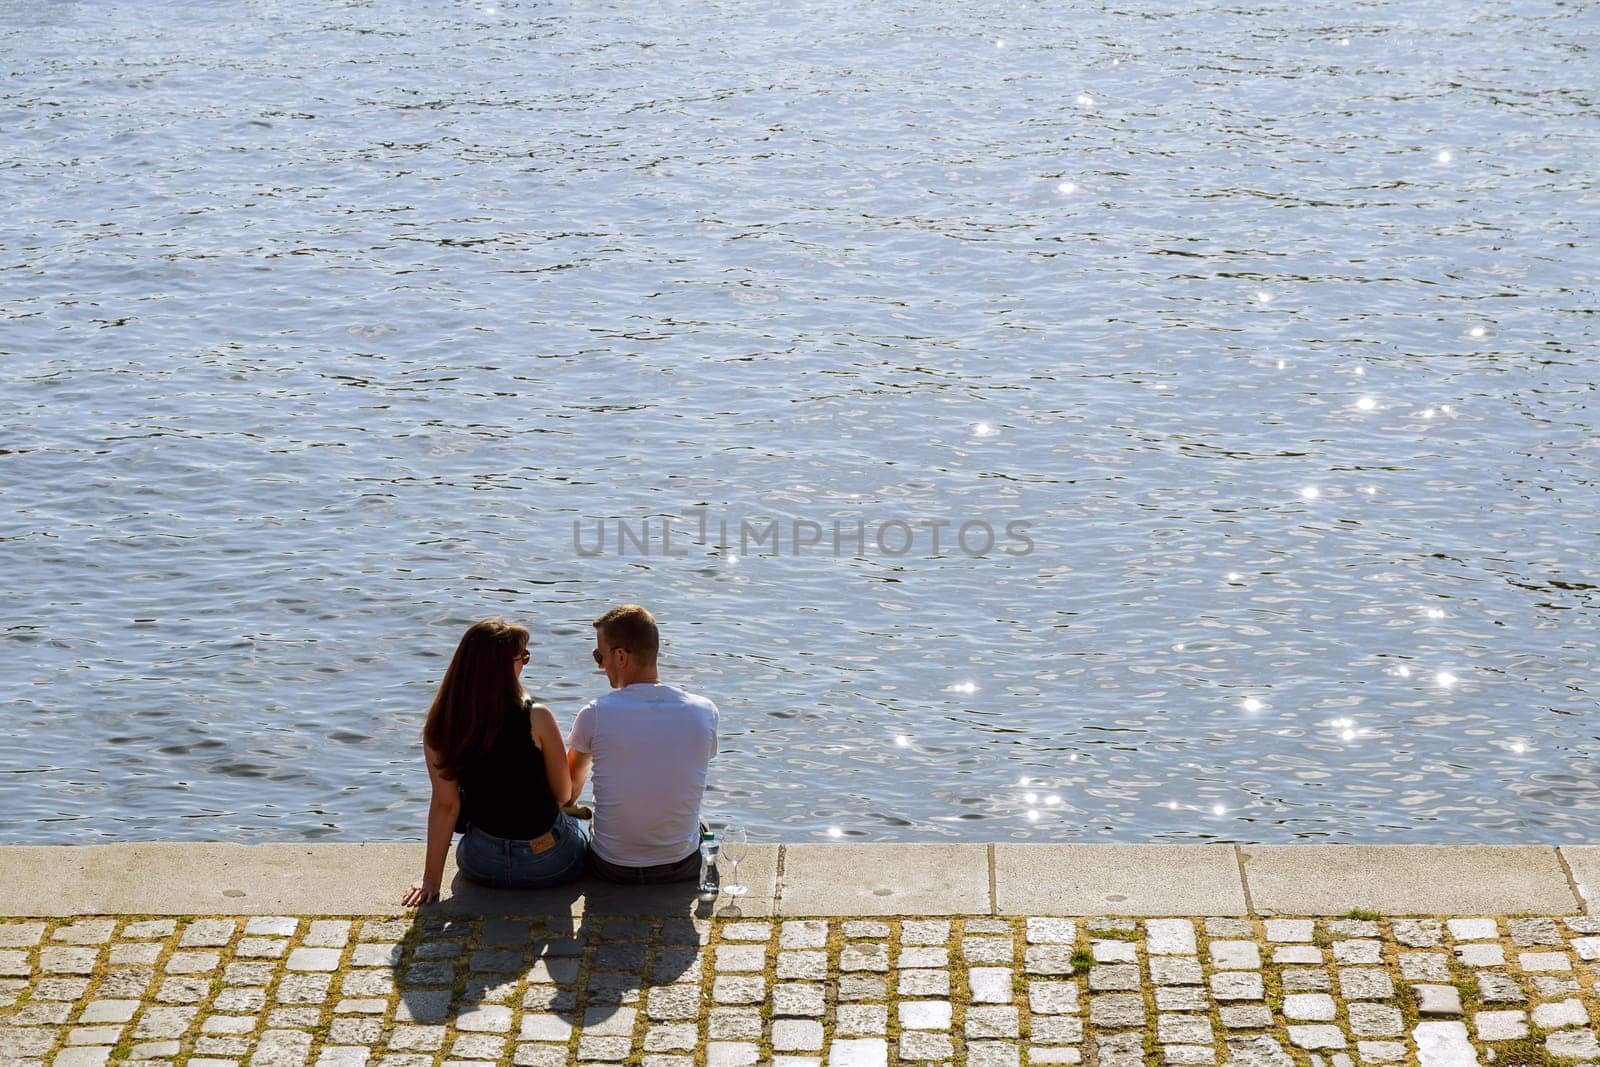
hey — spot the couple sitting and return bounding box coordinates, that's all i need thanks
[402,604,718,905]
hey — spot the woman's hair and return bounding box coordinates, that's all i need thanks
[423,617,529,780]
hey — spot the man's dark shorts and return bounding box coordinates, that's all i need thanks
[585,822,709,885]
[587,847,700,885]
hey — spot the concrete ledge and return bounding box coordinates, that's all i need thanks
[1241,844,1582,916]
[995,844,1247,916]
[1,843,1590,917]
[1559,846,1600,912]
[0,843,777,919]
[4,844,423,916]
[777,844,989,916]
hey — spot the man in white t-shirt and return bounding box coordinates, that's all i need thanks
[565,604,719,883]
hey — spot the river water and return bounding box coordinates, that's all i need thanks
[3,0,1597,844]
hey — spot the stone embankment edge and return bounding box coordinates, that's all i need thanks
[3,843,1594,918]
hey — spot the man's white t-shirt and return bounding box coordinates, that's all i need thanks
[569,682,718,867]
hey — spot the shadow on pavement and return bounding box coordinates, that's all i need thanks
[388,874,719,1037]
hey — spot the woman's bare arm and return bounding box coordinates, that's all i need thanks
[529,703,572,808]
[402,742,460,906]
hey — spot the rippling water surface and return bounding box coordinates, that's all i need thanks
[3,0,1597,844]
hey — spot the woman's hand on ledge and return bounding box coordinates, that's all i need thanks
[402,878,441,907]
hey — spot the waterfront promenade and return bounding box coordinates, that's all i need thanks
[3,844,1597,1065]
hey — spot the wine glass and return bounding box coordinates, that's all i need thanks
[720,824,749,896]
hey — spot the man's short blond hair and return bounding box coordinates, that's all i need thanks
[594,604,660,664]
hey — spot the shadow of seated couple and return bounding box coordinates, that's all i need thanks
[388,877,743,1044]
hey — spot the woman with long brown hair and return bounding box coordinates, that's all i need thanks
[402,618,588,904]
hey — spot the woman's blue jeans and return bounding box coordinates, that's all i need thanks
[455,810,590,890]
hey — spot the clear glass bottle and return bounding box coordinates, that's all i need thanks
[697,830,720,893]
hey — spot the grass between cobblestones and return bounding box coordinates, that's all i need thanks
[2,911,1600,1066]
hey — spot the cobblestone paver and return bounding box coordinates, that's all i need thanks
[2,913,1599,1064]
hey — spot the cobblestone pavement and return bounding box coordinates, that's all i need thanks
[3,913,1600,1066]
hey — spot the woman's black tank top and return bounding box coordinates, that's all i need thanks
[458,701,558,839]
